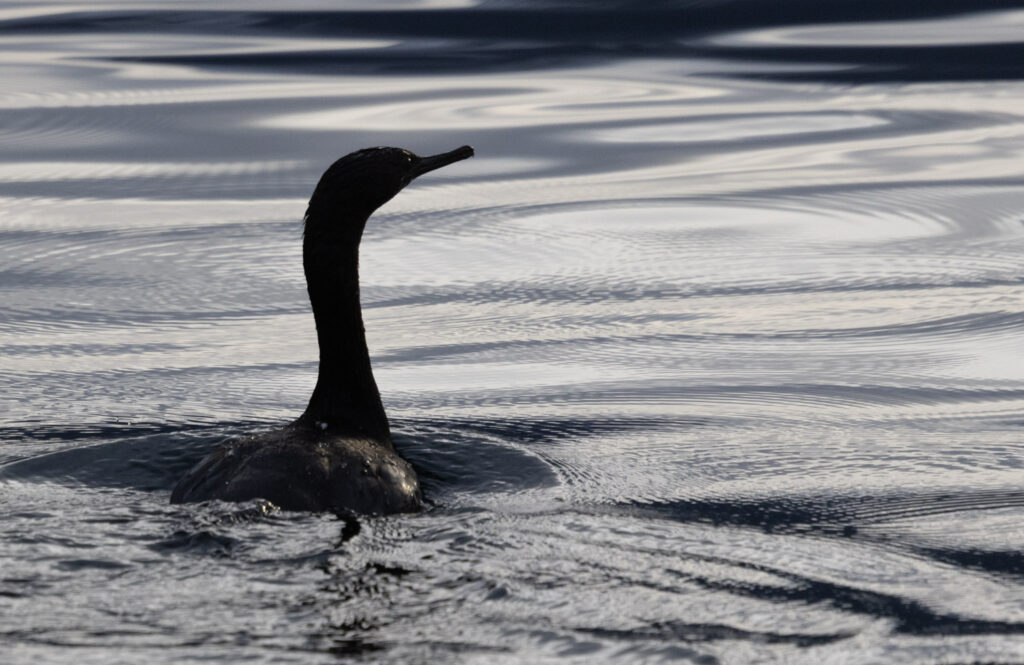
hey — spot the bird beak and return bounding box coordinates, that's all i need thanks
[411,145,474,179]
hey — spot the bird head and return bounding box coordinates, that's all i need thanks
[305,146,474,232]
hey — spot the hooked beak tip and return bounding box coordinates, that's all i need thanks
[411,145,474,178]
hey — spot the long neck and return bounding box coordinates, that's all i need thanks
[299,214,391,444]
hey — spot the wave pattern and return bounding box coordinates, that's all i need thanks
[1,1,1024,663]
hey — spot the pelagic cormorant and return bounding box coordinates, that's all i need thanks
[171,145,474,515]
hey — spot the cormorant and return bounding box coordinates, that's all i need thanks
[170,145,474,515]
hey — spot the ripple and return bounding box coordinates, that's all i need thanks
[0,159,304,182]
[590,112,889,144]
[717,9,1024,48]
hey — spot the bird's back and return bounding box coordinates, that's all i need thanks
[170,424,422,515]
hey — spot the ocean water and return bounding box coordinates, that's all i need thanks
[2,1,1024,662]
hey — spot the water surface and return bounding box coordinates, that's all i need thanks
[2,1,1024,663]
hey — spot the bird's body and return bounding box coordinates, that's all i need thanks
[170,145,474,515]
[169,424,420,514]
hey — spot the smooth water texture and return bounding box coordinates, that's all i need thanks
[2,1,1024,663]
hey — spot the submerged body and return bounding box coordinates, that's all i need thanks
[170,423,420,514]
[171,145,474,515]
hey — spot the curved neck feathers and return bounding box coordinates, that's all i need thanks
[299,209,391,443]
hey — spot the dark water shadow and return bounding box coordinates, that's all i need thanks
[584,621,853,647]
[914,546,1024,581]
[591,492,1024,638]
[0,419,226,445]
[8,1,1020,42]
[0,422,250,492]
[6,2,1024,81]
[390,417,563,499]
[694,43,1024,84]
[620,490,1024,594]
[676,561,1024,638]
[98,42,1024,84]
[625,490,1024,536]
